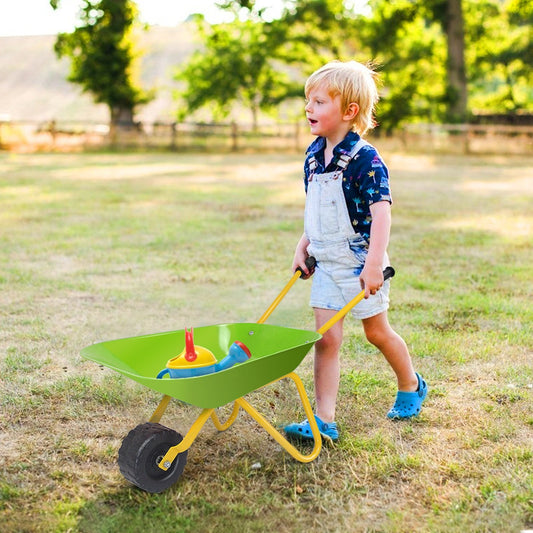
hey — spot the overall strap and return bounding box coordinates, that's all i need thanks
[335,138,369,170]
[308,138,369,180]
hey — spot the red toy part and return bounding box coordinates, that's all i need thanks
[184,328,197,362]
[233,341,251,359]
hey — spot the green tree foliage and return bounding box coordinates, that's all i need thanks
[466,0,533,113]
[277,0,358,64]
[51,0,151,128]
[175,16,301,128]
[361,0,468,123]
[176,1,367,125]
[361,15,448,132]
[179,0,531,130]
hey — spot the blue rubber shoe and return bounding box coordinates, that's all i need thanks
[387,373,428,420]
[284,414,339,442]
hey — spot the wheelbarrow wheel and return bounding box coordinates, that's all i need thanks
[118,422,187,493]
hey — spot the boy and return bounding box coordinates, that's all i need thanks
[284,61,427,442]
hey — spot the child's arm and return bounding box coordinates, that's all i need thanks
[360,201,391,298]
[292,233,311,277]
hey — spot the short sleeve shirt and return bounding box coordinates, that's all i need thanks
[304,131,392,242]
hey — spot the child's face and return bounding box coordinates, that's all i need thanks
[305,84,349,140]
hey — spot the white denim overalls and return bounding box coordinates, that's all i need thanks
[304,139,390,319]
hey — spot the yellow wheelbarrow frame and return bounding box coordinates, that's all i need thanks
[151,371,322,471]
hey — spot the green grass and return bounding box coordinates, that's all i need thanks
[1,150,532,532]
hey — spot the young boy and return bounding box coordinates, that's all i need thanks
[284,60,427,442]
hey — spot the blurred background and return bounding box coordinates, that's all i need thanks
[0,0,531,153]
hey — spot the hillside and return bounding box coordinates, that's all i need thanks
[0,25,198,124]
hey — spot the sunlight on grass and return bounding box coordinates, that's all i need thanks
[442,214,532,240]
[459,176,532,193]
[56,161,209,181]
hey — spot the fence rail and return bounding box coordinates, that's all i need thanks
[0,119,531,154]
[0,120,312,153]
[400,123,533,155]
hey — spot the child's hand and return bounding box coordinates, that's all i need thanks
[293,234,312,278]
[359,264,384,299]
[292,251,312,279]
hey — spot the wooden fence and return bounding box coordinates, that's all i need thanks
[400,123,533,155]
[0,120,312,153]
[0,119,531,155]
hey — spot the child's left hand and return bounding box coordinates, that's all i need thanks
[359,264,384,299]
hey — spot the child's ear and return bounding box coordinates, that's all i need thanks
[344,103,359,121]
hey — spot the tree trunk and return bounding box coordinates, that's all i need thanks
[108,106,137,145]
[251,104,259,133]
[445,0,467,122]
[110,106,135,130]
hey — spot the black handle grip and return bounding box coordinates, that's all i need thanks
[383,266,395,281]
[305,256,317,270]
[296,256,316,278]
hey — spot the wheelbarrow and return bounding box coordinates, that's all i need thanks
[81,260,395,493]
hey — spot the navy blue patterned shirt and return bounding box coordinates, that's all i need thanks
[304,131,392,243]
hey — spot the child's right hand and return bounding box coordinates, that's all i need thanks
[292,252,312,279]
[292,235,313,279]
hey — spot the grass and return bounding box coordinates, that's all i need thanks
[0,149,532,533]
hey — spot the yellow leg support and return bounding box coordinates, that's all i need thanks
[157,372,321,471]
[149,394,172,423]
[236,372,322,463]
[211,402,240,431]
[158,408,214,471]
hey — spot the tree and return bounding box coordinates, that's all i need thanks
[176,1,369,126]
[466,0,533,113]
[179,0,531,132]
[444,0,468,120]
[224,0,364,72]
[362,0,468,123]
[362,0,533,123]
[51,0,151,129]
[175,16,300,128]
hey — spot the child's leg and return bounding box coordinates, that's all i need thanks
[313,307,345,423]
[362,311,418,392]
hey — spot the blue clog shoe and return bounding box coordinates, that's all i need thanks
[387,373,428,419]
[284,414,339,442]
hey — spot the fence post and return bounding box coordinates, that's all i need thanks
[170,122,178,150]
[231,121,238,152]
[48,120,57,147]
[464,124,471,155]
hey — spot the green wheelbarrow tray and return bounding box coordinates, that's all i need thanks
[81,322,321,409]
[81,322,325,493]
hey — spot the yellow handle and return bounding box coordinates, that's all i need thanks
[257,270,302,324]
[257,257,316,324]
[316,267,395,335]
[317,289,366,335]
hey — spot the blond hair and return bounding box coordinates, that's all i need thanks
[305,60,379,136]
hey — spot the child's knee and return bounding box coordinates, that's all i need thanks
[316,329,342,353]
[364,328,382,347]
[364,324,393,348]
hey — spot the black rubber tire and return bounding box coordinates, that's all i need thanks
[118,422,188,493]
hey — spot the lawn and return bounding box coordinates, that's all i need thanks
[1,150,532,532]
